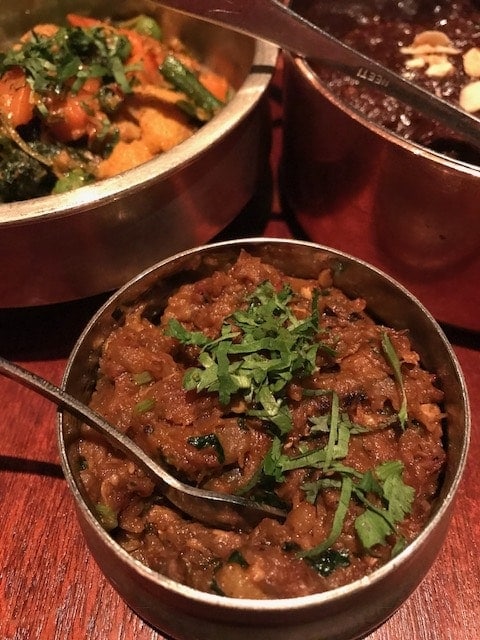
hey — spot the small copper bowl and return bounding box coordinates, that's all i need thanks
[281,2,480,331]
[58,238,470,640]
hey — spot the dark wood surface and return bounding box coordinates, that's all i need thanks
[1,62,479,640]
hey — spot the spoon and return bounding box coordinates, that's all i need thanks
[0,356,286,531]
[155,0,480,150]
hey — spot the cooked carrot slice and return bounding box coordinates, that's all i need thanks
[198,71,230,102]
[0,67,34,128]
[66,13,106,29]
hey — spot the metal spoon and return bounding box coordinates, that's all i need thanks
[155,0,480,150]
[0,356,286,530]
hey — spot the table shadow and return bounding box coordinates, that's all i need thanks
[0,454,64,479]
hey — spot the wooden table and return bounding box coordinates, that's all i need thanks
[1,63,479,640]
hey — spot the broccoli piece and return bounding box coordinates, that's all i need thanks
[0,137,56,202]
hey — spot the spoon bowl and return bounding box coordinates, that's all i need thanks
[0,356,285,530]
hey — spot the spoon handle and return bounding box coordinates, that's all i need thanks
[0,355,173,480]
[156,0,480,150]
[0,356,285,529]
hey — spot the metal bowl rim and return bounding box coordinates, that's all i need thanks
[289,53,480,177]
[58,237,471,613]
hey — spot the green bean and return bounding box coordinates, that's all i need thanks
[160,54,224,119]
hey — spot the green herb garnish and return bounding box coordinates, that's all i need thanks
[134,398,156,414]
[304,548,350,577]
[133,371,154,385]
[95,503,118,531]
[0,25,134,97]
[166,281,328,436]
[166,280,416,573]
[381,331,408,429]
[262,391,415,558]
[188,433,225,464]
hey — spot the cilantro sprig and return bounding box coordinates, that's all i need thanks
[263,391,415,559]
[381,331,408,429]
[0,25,134,97]
[166,281,330,435]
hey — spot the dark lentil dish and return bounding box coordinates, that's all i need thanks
[77,251,446,599]
[296,0,480,164]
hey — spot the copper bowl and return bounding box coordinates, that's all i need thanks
[281,0,480,331]
[0,0,277,307]
[58,238,470,640]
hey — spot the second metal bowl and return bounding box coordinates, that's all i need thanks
[0,0,277,307]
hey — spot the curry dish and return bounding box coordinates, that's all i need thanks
[77,251,446,598]
[0,13,230,202]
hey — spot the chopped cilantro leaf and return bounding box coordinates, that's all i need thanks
[134,398,155,414]
[166,281,330,435]
[305,548,350,577]
[165,278,416,570]
[188,433,225,464]
[381,332,408,429]
[0,25,134,98]
[227,550,249,568]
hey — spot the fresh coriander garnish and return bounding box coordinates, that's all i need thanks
[381,331,408,429]
[298,460,414,558]
[262,392,358,480]
[304,548,351,577]
[187,433,225,464]
[166,280,416,571]
[262,390,415,558]
[0,25,134,97]
[133,371,154,385]
[166,281,329,435]
[134,398,155,414]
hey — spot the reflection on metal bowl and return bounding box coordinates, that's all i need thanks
[0,0,277,307]
[281,0,480,331]
[58,238,469,640]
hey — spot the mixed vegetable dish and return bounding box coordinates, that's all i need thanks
[0,13,231,202]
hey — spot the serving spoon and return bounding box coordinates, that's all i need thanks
[0,356,286,531]
[155,0,480,150]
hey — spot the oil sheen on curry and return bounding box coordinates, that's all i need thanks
[0,13,231,202]
[76,252,446,599]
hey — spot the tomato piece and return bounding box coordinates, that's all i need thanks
[198,71,230,102]
[0,67,34,128]
[123,29,164,84]
[45,78,102,142]
[66,13,106,29]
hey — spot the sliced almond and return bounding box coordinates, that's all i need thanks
[400,30,461,78]
[459,80,480,113]
[400,29,460,56]
[401,44,460,56]
[405,57,426,69]
[411,30,455,48]
[425,59,454,77]
[463,47,480,78]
